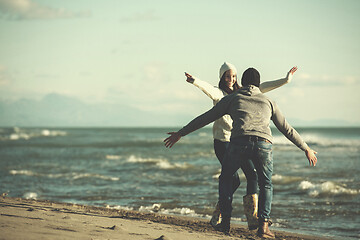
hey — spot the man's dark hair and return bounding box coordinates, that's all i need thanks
[241,68,260,87]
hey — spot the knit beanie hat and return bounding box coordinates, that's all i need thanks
[241,68,260,87]
[219,62,237,79]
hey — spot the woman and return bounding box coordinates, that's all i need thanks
[185,62,297,229]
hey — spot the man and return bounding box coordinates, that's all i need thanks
[164,67,317,238]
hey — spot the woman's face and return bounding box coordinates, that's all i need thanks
[223,69,237,89]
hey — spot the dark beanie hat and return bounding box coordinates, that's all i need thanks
[241,68,260,87]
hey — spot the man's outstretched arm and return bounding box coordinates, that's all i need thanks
[164,132,181,148]
[164,94,231,148]
[272,103,318,166]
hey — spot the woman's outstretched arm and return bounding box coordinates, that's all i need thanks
[185,72,224,101]
[259,66,298,93]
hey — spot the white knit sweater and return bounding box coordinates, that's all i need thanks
[191,76,291,142]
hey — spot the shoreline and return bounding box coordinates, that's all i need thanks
[0,197,332,240]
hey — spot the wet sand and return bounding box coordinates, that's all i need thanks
[0,196,331,240]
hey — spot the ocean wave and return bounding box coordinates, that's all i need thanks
[272,174,303,184]
[298,180,359,197]
[138,203,204,218]
[212,172,221,180]
[106,205,134,211]
[126,155,192,170]
[177,151,214,159]
[9,170,119,181]
[40,129,67,137]
[212,170,247,181]
[198,132,210,137]
[23,192,38,199]
[71,173,119,181]
[9,170,37,176]
[106,155,121,160]
[0,127,67,141]
[107,203,208,219]
[272,134,360,148]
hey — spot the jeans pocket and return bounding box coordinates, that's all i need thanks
[256,142,273,166]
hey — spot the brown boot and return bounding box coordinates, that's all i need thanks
[257,219,275,239]
[243,194,258,230]
[213,214,231,235]
[209,202,222,227]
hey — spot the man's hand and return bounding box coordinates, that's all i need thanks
[185,72,195,83]
[305,147,318,166]
[286,66,298,83]
[164,132,181,148]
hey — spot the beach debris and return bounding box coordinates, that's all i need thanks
[1,192,8,198]
[27,207,35,211]
[106,225,116,230]
[154,235,171,240]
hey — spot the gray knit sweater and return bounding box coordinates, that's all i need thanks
[178,85,309,151]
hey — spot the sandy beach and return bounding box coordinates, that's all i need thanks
[0,196,332,240]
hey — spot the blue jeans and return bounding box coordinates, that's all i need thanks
[214,139,258,195]
[214,139,240,194]
[219,136,273,220]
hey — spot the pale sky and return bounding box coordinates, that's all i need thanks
[0,0,360,126]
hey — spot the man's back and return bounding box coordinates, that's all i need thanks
[224,85,273,141]
[178,84,308,151]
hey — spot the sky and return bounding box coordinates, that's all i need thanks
[0,0,359,127]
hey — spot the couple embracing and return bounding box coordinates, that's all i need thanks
[164,63,317,238]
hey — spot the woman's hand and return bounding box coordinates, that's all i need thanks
[185,72,195,83]
[286,66,298,82]
[305,147,318,166]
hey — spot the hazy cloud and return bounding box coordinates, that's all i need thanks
[121,10,160,23]
[0,0,90,20]
[143,62,166,83]
[0,65,10,86]
[296,73,359,86]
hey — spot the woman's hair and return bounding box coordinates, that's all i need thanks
[218,75,241,94]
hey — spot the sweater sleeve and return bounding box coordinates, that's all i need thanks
[271,102,309,151]
[192,77,224,101]
[259,77,290,93]
[178,95,231,137]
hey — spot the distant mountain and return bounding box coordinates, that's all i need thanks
[0,93,191,127]
[284,118,360,127]
[0,93,358,127]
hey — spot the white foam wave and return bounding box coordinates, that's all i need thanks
[298,180,359,197]
[127,155,162,163]
[108,203,204,218]
[23,192,38,199]
[71,173,119,181]
[106,205,134,211]
[10,133,30,140]
[160,207,198,216]
[139,203,162,212]
[127,155,191,170]
[9,170,119,181]
[41,129,67,137]
[212,170,246,181]
[272,174,303,184]
[106,155,121,160]
[212,173,220,180]
[1,127,67,141]
[138,203,204,218]
[9,170,36,176]
[273,134,360,148]
[198,132,209,137]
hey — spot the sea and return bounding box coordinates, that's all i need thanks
[0,126,359,239]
